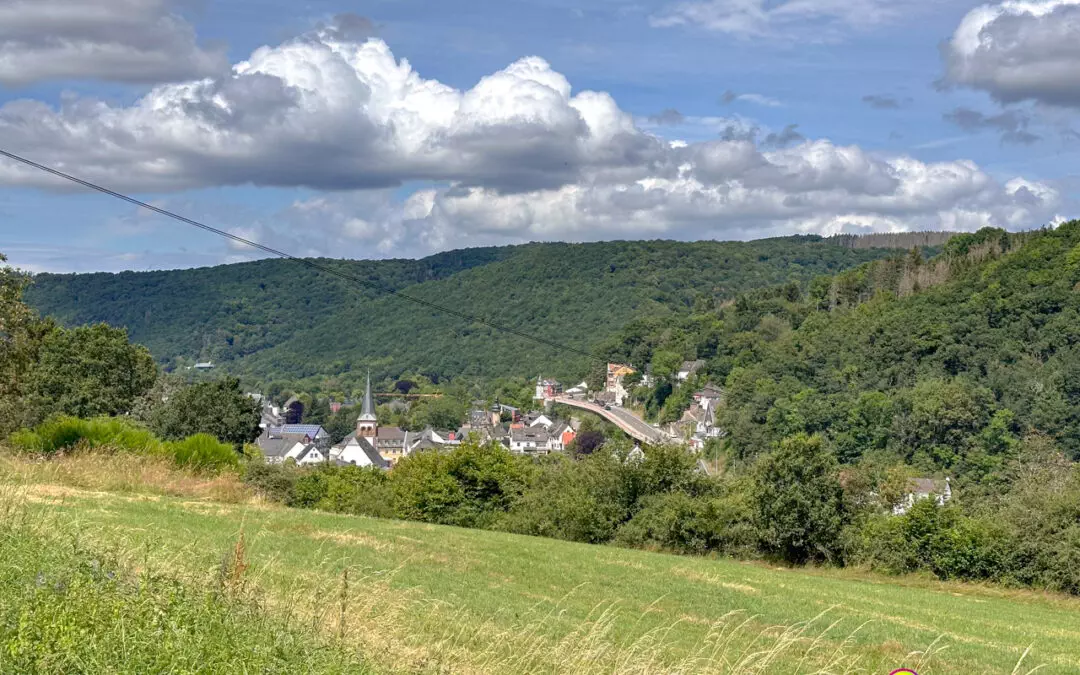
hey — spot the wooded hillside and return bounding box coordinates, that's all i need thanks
[25,237,898,387]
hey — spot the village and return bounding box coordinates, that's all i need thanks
[254,361,728,470]
[254,360,954,514]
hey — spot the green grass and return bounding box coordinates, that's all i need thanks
[6,477,1078,674]
[0,488,372,674]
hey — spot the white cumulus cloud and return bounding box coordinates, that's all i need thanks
[942,0,1080,107]
[0,0,229,85]
[0,19,1061,258]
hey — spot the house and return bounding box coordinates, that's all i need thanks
[278,425,331,448]
[194,361,215,370]
[527,413,555,430]
[693,384,724,405]
[470,408,493,428]
[547,422,576,452]
[893,478,952,515]
[403,428,462,455]
[374,425,409,463]
[606,364,635,389]
[534,376,562,400]
[285,443,327,465]
[509,427,550,454]
[593,390,616,407]
[258,436,299,464]
[257,424,330,460]
[677,360,705,382]
[605,363,637,407]
[282,396,304,424]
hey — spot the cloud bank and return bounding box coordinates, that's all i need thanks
[0,0,228,86]
[0,20,1061,259]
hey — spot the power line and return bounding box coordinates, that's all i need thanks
[0,148,602,363]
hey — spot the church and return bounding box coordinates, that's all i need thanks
[329,374,409,468]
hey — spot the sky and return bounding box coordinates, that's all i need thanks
[0,0,1078,273]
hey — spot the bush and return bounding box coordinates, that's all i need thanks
[8,416,238,474]
[852,499,1003,582]
[8,416,161,456]
[392,441,532,528]
[242,462,299,502]
[164,434,239,472]
[615,485,757,557]
[499,453,627,544]
[320,466,393,519]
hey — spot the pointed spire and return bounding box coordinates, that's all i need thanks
[359,372,377,422]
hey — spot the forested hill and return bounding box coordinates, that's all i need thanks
[607,223,1080,468]
[25,237,898,386]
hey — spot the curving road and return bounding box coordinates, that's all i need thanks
[552,396,668,444]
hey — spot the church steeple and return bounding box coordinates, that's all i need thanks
[357,372,378,439]
[359,372,377,423]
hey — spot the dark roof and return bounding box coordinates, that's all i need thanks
[910,478,947,495]
[511,428,549,443]
[353,436,390,469]
[695,384,724,399]
[377,426,406,441]
[257,437,294,458]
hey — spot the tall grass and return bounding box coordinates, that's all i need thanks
[166,433,240,471]
[8,416,238,473]
[1,473,1052,674]
[0,452,251,503]
[0,487,372,674]
[8,416,159,456]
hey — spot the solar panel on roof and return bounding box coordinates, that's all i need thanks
[281,425,326,436]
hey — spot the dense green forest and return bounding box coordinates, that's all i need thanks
[25,237,898,387]
[604,224,1080,470]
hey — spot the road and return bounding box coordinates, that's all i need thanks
[552,396,668,444]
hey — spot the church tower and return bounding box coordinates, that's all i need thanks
[357,373,378,440]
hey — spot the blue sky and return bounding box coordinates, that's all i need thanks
[0,0,1077,272]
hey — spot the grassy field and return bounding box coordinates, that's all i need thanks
[3,454,1079,674]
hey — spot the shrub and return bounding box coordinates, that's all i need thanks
[852,499,1003,582]
[164,434,239,472]
[499,453,627,544]
[392,441,532,528]
[8,416,161,456]
[242,462,299,502]
[615,484,757,557]
[320,466,393,519]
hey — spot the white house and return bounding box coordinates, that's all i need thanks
[528,414,555,430]
[693,384,724,405]
[285,443,327,465]
[510,428,550,454]
[893,478,952,515]
[677,360,705,382]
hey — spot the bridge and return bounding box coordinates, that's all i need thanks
[551,396,668,445]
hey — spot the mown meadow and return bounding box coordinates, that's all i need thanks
[2,451,1077,674]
